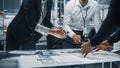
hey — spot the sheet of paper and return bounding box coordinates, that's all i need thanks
[51,50,120,64]
[18,55,42,67]
[51,53,83,63]
[73,50,120,63]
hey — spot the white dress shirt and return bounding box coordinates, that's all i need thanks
[35,0,49,36]
[64,0,101,37]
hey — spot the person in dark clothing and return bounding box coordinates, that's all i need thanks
[81,0,120,57]
[6,0,66,50]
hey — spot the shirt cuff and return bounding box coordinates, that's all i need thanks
[35,24,50,36]
[67,31,75,38]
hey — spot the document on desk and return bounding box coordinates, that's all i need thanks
[73,50,120,63]
[18,55,42,67]
[51,53,101,64]
[51,50,120,64]
[51,53,83,63]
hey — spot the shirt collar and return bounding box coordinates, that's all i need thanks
[76,0,91,8]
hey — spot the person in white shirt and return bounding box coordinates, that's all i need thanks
[64,0,101,47]
[47,0,101,49]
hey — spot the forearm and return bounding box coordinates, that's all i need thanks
[64,17,75,38]
[94,5,102,32]
[90,18,115,46]
[64,2,75,38]
[63,25,75,38]
[35,24,49,36]
[107,28,120,45]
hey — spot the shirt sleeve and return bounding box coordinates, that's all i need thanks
[35,24,50,36]
[90,17,115,46]
[107,28,120,45]
[90,0,120,46]
[63,2,75,38]
[93,4,102,32]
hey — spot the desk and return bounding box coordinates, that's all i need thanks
[0,49,120,68]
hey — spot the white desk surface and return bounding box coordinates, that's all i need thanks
[1,49,120,68]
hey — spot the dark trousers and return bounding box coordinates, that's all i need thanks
[47,28,96,49]
[0,42,3,50]
[6,32,36,50]
[47,31,83,49]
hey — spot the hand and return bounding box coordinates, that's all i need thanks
[93,40,113,51]
[48,28,66,39]
[72,34,81,44]
[80,42,93,57]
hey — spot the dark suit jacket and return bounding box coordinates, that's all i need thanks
[90,0,120,46]
[7,0,53,43]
